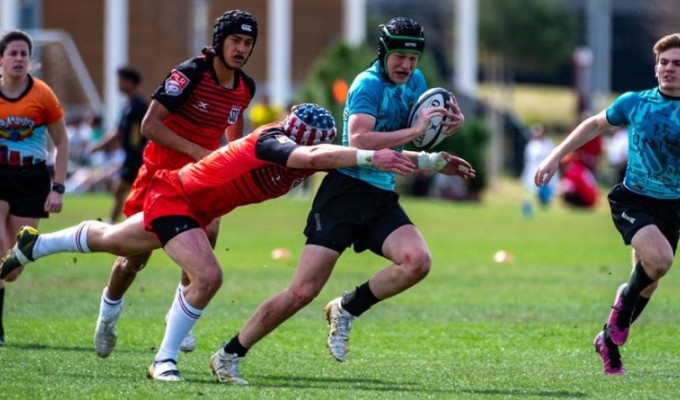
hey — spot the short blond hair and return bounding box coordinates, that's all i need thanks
[653,33,680,62]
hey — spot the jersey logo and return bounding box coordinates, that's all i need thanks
[0,116,35,141]
[228,106,242,124]
[194,101,209,112]
[621,212,636,224]
[165,70,190,96]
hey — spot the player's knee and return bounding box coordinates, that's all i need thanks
[644,253,673,278]
[192,268,223,296]
[402,250,431,280]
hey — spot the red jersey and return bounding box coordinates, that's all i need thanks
[124,54,255,216]
[143,123,314,229]
[143,54,255,170]
[561,159,598,207]
[574,135,602,172]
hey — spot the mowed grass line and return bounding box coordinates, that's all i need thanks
[2,186,680,399]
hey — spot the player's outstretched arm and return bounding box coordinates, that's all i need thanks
[286,145,415,175]
[534,110,610,187]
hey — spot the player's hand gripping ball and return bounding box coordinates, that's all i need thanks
[408,87,455,150]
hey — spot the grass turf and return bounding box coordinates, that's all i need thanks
[2,182,680,399]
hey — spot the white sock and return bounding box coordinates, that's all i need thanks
[32,221,94,259]
[99,287,123,322]
[154,288,202,362]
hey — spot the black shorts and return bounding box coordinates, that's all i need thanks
[120,151,144,184]
[149,215,201,248]
[608,183,680,253]
[303,170,413,256]
[0,163,51,218]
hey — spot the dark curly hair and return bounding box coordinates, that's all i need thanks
[0,30,33,57]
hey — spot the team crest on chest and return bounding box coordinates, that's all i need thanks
[228,106,242,124]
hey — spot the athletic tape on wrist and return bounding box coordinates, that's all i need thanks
[417,152,445,171]
[356,149,375,167]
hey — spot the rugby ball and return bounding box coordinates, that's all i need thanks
[408,88,454,150]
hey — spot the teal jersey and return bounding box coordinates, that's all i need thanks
[606,87,680,199]
[338,61,427,191]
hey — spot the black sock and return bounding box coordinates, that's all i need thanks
[622,262,654,309]
[341,281,380,317]
[631,295,650,324]
[223,334,249,358]
[0,287,4,339]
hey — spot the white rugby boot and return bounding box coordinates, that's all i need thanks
[324,297,355,362]
[210,347,249,385]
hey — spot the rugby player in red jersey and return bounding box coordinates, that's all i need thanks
[0,103,420,381]
[95,10,259,357]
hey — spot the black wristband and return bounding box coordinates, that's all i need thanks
[51,182,65,194]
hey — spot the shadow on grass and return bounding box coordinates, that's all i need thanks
[184,374,587,398]
[182,373,419,391]
[8,342,93,352]
[6,342,142,355]
[460,388,587,398]
[255,373,418,389]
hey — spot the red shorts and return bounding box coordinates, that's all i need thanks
[123,163,154,217]
[142,170,213,232]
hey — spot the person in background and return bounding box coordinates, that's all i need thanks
[574,111,603,176]
[92,9,258,359]
[520,123,556,218]
[606,126,629,184]
[0,29,69,346]
[535,33,680,375]
[559,153,598,209]
[91,66,148,223]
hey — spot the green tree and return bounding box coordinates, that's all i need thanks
[296,41,373,141]
[479,0,580,77]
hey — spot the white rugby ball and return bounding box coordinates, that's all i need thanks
[408,87,454,150]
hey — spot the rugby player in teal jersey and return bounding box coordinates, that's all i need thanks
[535,33,680,375]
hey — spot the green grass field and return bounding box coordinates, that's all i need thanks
[2,183,680,399]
